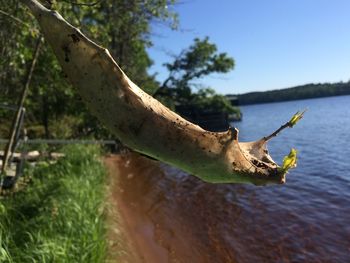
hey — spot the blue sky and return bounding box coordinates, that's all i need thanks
[147,0,350,94]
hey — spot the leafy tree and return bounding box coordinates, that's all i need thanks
[192,88,239,114]
[0,0,178,138]
[0,0,41,137]
[154,37,236,113]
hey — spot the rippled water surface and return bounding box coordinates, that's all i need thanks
[230,95,350,262]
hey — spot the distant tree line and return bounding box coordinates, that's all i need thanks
[236,81,350,105]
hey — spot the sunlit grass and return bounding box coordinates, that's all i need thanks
[0,145,108,263]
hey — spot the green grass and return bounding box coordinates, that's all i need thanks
[0,145,108,263]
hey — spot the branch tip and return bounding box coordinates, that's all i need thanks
[263,109,307,142]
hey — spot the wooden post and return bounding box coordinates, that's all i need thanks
[1,37,42,178]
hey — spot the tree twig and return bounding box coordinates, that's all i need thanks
[0,9,30,28]
[263,122,290,142]
[263,109,307,142]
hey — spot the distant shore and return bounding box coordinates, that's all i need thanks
[230,81,350,105]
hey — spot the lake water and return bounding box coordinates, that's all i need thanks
[116,95,350,262]
[231,95,350,262]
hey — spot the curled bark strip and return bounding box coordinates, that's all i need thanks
[21,0,297,185]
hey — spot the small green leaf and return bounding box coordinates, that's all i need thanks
[289,109,307,127]
[281,148,298,172]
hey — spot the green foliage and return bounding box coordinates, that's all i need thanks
[163,37,234,83]
[0,0,178,139]
[155,37,236,114]
[53,0,178,95]
[192,88,240,114]
[48,115,83,138]
[0,145,109,263]
[0,0,39,108]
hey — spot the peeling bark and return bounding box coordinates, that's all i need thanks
[20,0,298,185]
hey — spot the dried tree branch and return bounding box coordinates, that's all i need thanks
[18,0,302,185]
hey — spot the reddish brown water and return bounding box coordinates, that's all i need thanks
[106,151,349,263]
[107,96,350,263]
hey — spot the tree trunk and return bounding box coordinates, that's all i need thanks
[19,0,297,185]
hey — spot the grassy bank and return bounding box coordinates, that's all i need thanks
[0,145,108,262]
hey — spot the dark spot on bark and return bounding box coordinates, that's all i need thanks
[252,159,268,169]
[129,118,147,136]
[69,33,80,43]
[84,72,88,75]
[124,95,130,104]
[62,45,70,62]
